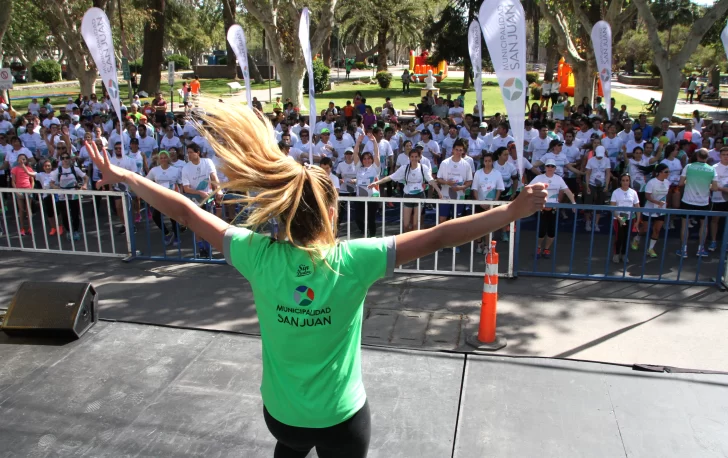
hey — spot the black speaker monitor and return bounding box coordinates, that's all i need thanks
[2,282,98,340]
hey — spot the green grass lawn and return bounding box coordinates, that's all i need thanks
[303,77,646,119]
[7,78,280,114]
[7,75,645,121]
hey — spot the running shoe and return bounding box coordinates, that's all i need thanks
[20,229,26,236]
[164,233,174,246]
[647,249,658,258]
[536,247,542,258]
[612,254,621,264]
[594,224,601,233]
[675,248,688,258]
[134,214,141,223]
[696,249,710,257]
[708,241,717,252]
[72,232,80,241]
[542,249,551,259]
[585,221,592,232]
[58,226,65,236]
[118,226,126,234]
[49,228,57,236]
[501,232,510,242]
[26,228,32,235]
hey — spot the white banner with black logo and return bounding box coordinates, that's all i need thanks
[298,7,316,165]
[227,24,254,108]
[81,7,123,153]
[479,0,526,176]
[468,20,483,123]
[591,21,612,120]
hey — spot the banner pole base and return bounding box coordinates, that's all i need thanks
[466,333,507,351]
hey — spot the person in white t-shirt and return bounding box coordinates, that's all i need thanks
[642,163,671,258]
[352,133,381,237]
[181,142,220,258]
[528,125,551,163]
[709,147,728,251]
[584,146,612,232]
[160,125,183,151]
[311,128,335,165]
[448,99,465,126]
[529,158,576,259]
[419,129,442,166]
[437,139,473,242]
[336,147,358,196]
[610,173,641,263]
[490,122,515,153]
[146,150,182,245]
[441,125,459,161]
[472,153,505,252]
[330,126,355,167]
[369,148,441,233]
[601,124,624,169]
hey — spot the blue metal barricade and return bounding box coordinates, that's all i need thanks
[514,202,728,287]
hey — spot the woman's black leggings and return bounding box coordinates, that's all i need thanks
[538,209,557,238]
[614,220,630,255]
[59,199,81,232]
[152,208,179,235]
[263,400,371,458]
[354,201,378,237]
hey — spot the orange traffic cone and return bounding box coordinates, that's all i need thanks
[466,240,507,351]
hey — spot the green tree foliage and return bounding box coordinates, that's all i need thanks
[4,0,50,68]
[166,53,191,70]
[303,58,330,94]
[31,59,61,83]
[337,0,429,71]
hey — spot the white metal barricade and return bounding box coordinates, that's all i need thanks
[0,188,132,258]
[337,195,515,277]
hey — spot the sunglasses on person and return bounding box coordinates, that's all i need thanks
[60,156,71,160]
[545,164,556,168]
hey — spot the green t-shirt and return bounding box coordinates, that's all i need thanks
[223,227,396,428]
[681,161,716,206]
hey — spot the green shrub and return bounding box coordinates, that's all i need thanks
[354,61,367,70]
[648,62,660,77]
[129,58,143,73]
[526,71,540,84]
[31,60,61,83]
[166,54,190,70]
[375,71,393,89]
[303,59,330,94]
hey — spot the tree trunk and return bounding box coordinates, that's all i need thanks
[462,61,472,89]
[572,60,594,106]
[139,0,166,94]
[393,34,398,67]
[223,0,237,73]
[322,35,331,67]
[531,13,540,63]
[78,69,98,97]
[543,33,558,80]
[376,27,388,72]
[654,69,683,126]
[279,61,306,108]
[248,54,264,84]
[353,39,377,63]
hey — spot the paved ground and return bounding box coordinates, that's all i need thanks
[1,247,727,372]
[611,81,727,119]
[1,321,726,458]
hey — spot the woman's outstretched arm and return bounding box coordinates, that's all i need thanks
[84,141,228,252]
[394,184,548,266]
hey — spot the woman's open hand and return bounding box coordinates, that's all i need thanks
[83,140,130,189]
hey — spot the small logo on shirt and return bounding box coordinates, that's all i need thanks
[294,286,315,307]
[296,264,311,277]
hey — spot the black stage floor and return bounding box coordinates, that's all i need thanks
[0,322,726,457]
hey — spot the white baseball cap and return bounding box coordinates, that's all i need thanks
[595,145,606,158]
[545,158,557,167]
[661,117,671,123]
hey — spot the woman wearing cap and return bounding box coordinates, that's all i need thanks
[50,151,89,241]
[639,163,672,258]
[36,159,62,236]
[529,158,576,258]
[610,173,641,263]
[146,150,182,246]
[352,132,380,237]
[368,146,441,233]
[472,153,506,252]
[584,145,612,232]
